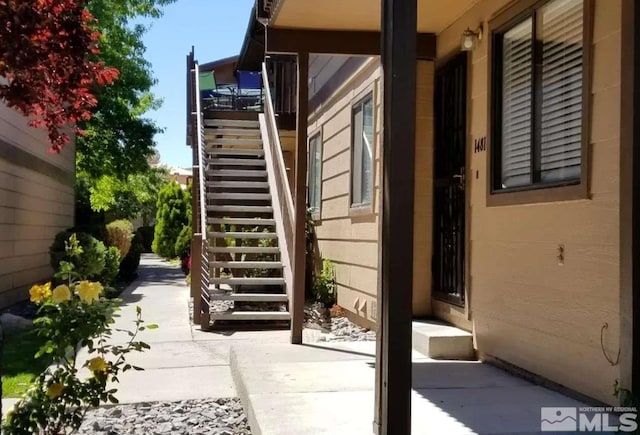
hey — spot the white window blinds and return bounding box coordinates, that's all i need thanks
[540,0,583,182]
[501,18,533,188]
[495,0,584,191]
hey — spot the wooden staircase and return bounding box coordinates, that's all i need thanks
[202,115,291,327]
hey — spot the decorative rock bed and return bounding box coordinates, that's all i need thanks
[78,398,251,435]
[304,302,376,342]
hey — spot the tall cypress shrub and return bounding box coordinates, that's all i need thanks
[152,181,190,259]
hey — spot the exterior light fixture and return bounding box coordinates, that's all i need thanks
[461,24,483,51]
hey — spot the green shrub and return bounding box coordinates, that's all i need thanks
[175,224,192,260]
[136,225,154,253]
[152,181,191,259]
[313,259,337,308]
[99,246,121,285]
[49,231,106,281]
[105,220,133,258]
[119,231,143,280]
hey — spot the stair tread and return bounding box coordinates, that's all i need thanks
[209,293,288,302]
[209,246,280,253]
[211,261,283,268]
[210,277,285,285]
[207,193,271,200]
[209,158,266,166]
[206,181,269,188]
[207,218,275,225]
[204,119,259,128]
[207,205,273,212]
[208,231,277,239]
[207,169,267,177]
[209,311,290,321]
[205,128,260,136]
[208,148,264,156]
[207,138,262,145]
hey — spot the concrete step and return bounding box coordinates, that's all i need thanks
[208,231,277,240]
[206,181,269,189]
[209,246,280,254]
[207,138,263,147]
[210,277,285,286]
[204,119,260,129]
[209,158,266,167]
[212,261,283,269]
[208,148,264,157]
[206,205,273,214]
[209,293,288,302]
[207,218,276,226]
[205,128,260,137]
[207,169,268,178]
[412,320,474,360]
[210,311,290,321]
[207,193,271,201]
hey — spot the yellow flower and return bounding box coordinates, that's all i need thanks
[51,285,72,303]
[46,383,64,399]
[29,282,52,303]
[88,356,108,373]
[76,281,102,303]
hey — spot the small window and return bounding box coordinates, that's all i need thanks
[308,134,322,214]
[492,0,586,193]
[351,93,374,207]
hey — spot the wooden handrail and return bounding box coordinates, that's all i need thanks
[193,62,210,328]
[261,62,295,300]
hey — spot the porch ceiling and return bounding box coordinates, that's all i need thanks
[271,0,479,34]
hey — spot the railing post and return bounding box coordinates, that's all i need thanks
[291,52,309,345]
[191,233,203,324]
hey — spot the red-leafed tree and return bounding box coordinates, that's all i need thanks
[0,0,119,152]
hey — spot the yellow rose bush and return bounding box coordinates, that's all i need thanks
[3,234,157,435]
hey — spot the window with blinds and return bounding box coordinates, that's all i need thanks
[494,0,584,191]
[351,93,374,206]
[308,134,322,213]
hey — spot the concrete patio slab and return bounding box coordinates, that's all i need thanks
[231,339,591,435]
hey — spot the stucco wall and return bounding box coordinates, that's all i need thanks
[0,103,75,308]
[435,0,622,404]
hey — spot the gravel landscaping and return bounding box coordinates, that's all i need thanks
[305,302,376,342]
[78,398,251,435]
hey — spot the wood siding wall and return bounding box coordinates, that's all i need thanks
[308,57,435,324]
[309,59,382,326]
[436,0,622,404]
[0,104,75,308]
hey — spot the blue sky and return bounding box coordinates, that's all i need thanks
[141,0,255,168]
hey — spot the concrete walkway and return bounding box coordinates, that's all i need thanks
[4,255,592,434]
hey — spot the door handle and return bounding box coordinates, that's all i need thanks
[453,173,465,186]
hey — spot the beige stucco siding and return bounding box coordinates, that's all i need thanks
[0,103,75,308]
[436,0,622,404]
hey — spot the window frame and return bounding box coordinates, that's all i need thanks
[349,90,376,216]
[307,131,323,220]
[487,0,593,206]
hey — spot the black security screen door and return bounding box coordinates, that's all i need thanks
[433,53,467,306]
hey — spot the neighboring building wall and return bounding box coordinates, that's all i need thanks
[0,104,75,308]
[308,58,381,327]
[435,0,622,404]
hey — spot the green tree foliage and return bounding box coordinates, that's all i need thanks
[75,0,175,222]
[152,181,191,259]
[81,167,169,223]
